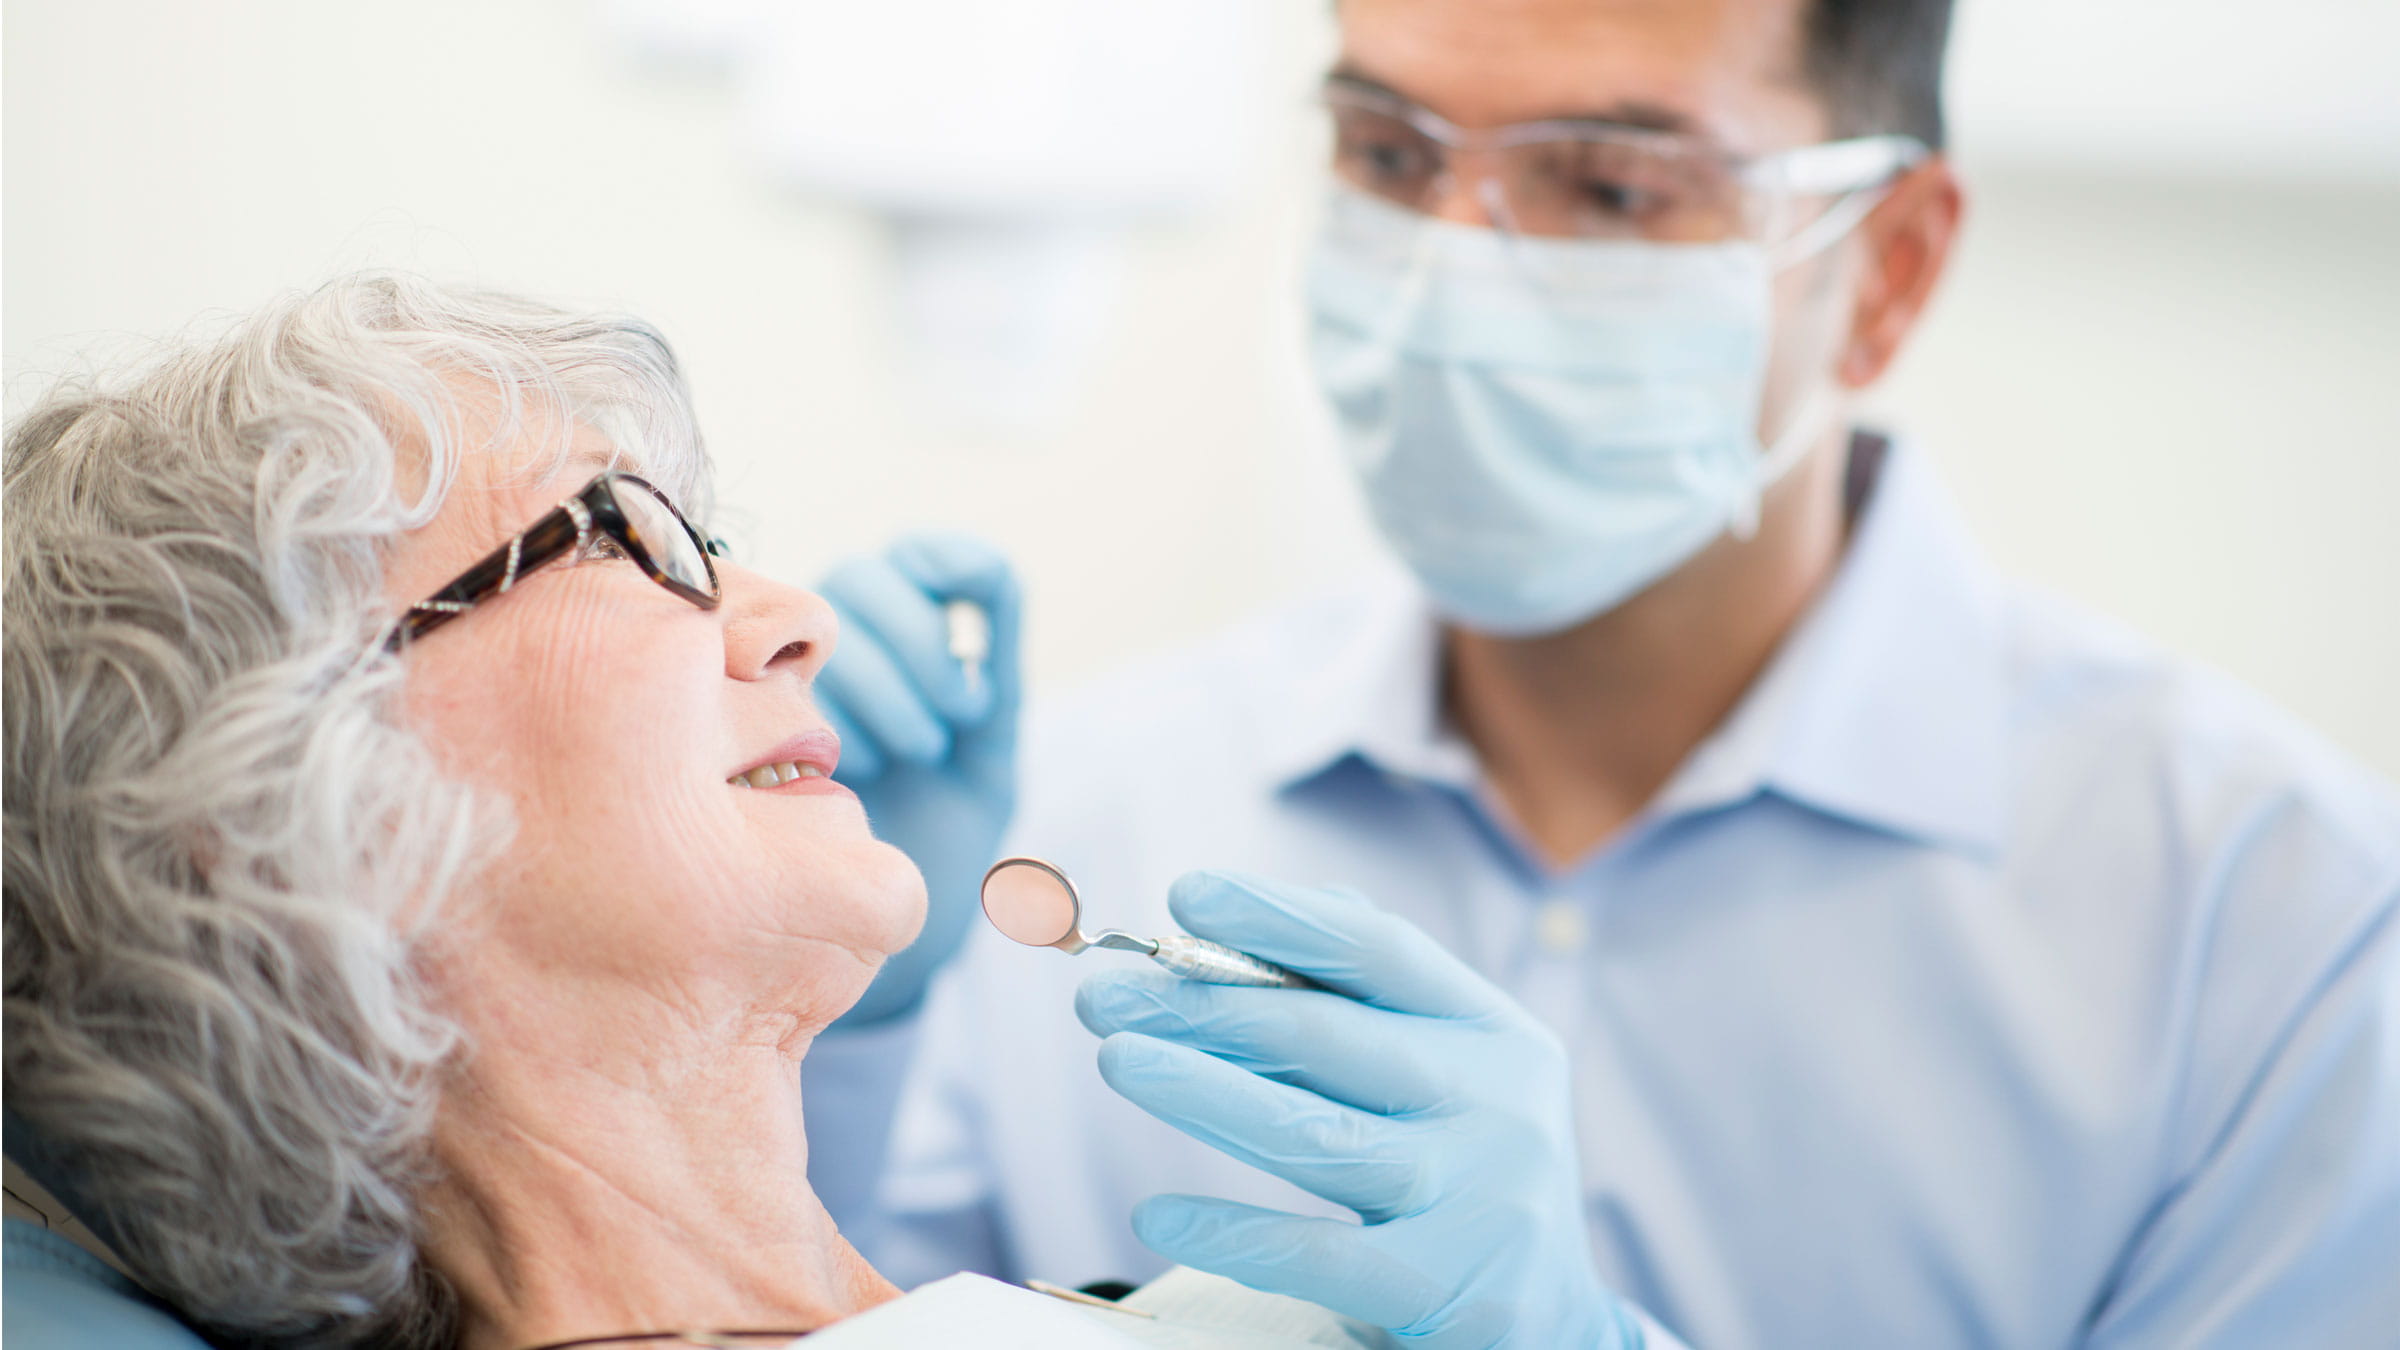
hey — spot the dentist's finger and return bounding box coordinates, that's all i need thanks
[815,623,948,768]
[1130,1194,1443,1335]
[1077,970,1457,1116]
[1167,871,1512,1022]
[1096,1032,1422,1219]
[821,552,990,726]
[888,534,1024,789]
[888,534,1017,645]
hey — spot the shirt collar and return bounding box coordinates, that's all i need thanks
[1256,560,1470,792]
[1655,441,2010,854]
[1260,439,2010,857]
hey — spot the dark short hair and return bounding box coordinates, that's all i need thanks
[1802,0,1955,149]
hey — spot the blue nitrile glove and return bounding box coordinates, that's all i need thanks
[1074,871,1649,1350]
[816,533,1022,1028]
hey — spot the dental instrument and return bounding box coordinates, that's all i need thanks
[980,857,1315,989]
[945,598,990,699]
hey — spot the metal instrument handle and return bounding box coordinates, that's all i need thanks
[1147,935,1316,989]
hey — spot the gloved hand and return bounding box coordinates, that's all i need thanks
[1074,871,1650,1350]
[815,533,1021,1029]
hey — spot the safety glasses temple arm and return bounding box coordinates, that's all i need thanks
[1748,134,1930,195]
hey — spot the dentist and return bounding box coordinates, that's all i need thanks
[803,0,2400,1346]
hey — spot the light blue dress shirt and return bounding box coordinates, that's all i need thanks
[806,443,2400,1348]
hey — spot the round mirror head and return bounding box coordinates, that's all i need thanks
[981,857,1082,948]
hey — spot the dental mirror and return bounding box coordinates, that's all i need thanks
[980,857,1315,989]
[981,856,1095,951]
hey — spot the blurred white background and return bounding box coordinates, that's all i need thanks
[7,0,2397,776]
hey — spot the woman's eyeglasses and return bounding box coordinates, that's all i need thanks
[387,472,725,651]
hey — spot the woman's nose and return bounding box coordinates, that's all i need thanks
[717,563,837,684]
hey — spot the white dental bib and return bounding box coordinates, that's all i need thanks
[804,1266,1394,1349]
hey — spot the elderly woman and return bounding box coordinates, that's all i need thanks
[1,276,992,1348]
[6,275,1635,1350]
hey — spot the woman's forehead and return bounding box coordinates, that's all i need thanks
[405,371,693,489]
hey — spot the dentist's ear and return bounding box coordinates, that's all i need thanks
[1840,157,1964,389]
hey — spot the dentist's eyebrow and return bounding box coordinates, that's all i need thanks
[1324,63,1702,137]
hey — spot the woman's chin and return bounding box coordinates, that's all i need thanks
[864,840,932,953]
[793,837,931,962]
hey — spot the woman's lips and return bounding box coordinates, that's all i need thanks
[727,729,849,796]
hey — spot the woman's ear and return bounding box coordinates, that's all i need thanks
[1839,158,1965,389]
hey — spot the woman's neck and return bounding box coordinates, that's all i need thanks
[419,1013,897,1350]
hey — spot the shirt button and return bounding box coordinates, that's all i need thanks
[1535,901,1587,955]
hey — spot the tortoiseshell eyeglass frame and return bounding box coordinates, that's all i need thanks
[385,472,728,652]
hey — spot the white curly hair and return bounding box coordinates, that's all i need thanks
[3,273,711,1347]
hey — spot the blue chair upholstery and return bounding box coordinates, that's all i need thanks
[3,1219,213,1350]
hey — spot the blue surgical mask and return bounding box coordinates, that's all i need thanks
[1306,188,1835,637]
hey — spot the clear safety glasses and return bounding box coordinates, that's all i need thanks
[1320,75,1927,252]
